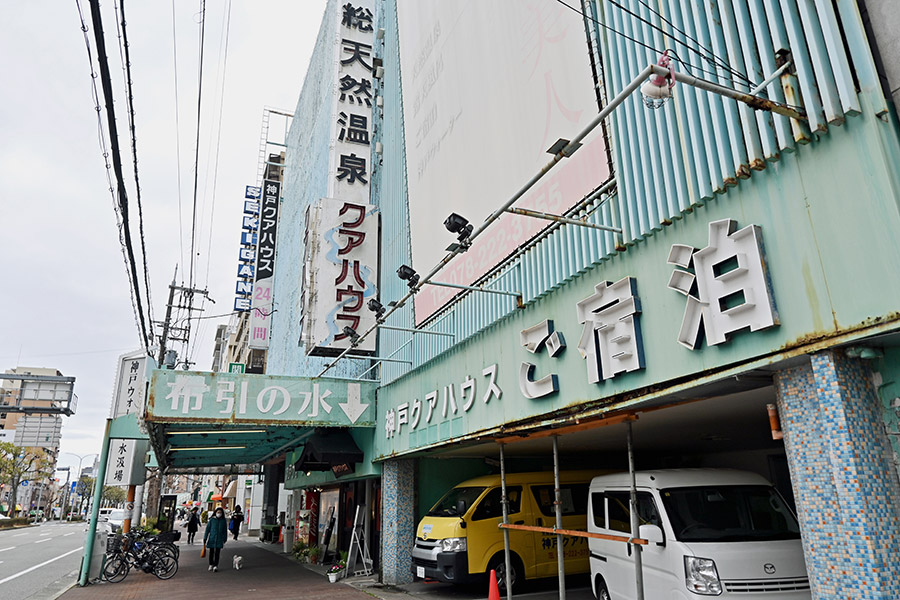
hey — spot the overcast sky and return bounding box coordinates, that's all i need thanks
[0,1,326,474]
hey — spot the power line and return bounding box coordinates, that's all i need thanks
[77,0,151,350]
[188,0,208,290]
[171,0,186,276]
[117,0,155,337]
[552,0,757,89]
[87,0,152,349]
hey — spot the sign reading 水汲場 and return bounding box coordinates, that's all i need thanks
[147,370,376,426]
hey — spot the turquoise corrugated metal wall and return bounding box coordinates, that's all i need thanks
[372,0,890,385]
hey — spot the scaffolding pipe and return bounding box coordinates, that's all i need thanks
[378,324,454,337]
[627,421,645,600]
[504,207,622,233]
[553,436,567,600]
[499,443,513,600]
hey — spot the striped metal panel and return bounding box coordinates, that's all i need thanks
[373,0,888,383]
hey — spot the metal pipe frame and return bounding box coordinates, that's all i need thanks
[553,436,567,600]
[378,324,455,337]
[316,65,654,378]
[627,421,645,600]
[499,443,513,600]
[504,207,622,233]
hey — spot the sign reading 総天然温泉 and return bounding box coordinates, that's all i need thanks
[147,370,376,426]
[300,0,379,357]
[248,179,281,349]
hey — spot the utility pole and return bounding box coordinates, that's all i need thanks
[154,274,214,370]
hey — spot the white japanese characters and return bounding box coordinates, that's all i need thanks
[576,277,645,382]
[249,179,281,349]
[234,192,259,312]
[667,219,779,350]
[384,364,502,439]
[519,320,566,399]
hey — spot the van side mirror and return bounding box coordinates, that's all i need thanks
[639,524,664,546]
[456,500,467,516]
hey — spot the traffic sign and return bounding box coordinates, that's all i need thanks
[20,480,28,487]
[125,501,135,511]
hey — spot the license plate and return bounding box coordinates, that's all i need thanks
[416,566,425,578]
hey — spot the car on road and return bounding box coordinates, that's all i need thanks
[106,509,129,532]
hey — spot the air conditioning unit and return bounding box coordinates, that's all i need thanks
[376,96,384,107]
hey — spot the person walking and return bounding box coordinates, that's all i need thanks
[229,505,244,540]
[203,506,228,572]
[185,507,200,544]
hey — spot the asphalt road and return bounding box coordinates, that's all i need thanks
[386,573,596,600]
[0,521,86,600]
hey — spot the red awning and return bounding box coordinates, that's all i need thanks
[211,494,223,501]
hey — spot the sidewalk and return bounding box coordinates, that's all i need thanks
[58,537,380,600]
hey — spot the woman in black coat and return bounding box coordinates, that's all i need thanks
[185,507,200,544]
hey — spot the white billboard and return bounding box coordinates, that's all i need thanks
[248,179,281,349]
[398,0,609,322]
[301,199,380,355]
[110,351,153,419]
[14,415,62,448]
[105,438,149,487]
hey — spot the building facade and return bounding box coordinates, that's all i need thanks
[252,0,900,597]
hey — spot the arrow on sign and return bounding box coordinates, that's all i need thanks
[338,383,369,424]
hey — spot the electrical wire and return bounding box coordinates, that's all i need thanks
[117,0,155,341]
[171,0,186,278]
[77,0,152,350]
[188,0,207,290]
[552,0,758,89]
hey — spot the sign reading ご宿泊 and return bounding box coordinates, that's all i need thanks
[147,370,376,426]
[379,219,780,452]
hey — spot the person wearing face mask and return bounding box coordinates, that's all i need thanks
[204,506,228,571]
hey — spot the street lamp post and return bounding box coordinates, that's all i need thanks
[60,452,98,520]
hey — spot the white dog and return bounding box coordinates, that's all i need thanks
[232,555,243,570]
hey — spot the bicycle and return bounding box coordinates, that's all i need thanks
[102,532,178,582]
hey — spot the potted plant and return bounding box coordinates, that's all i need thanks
[308,545,321,564]
[327,559,346,583]
[292,540,308,561]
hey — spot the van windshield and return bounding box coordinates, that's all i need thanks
[660,485,800,543]
[427,486,487,517]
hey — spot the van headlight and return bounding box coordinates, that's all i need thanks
[440,537,467,552]
[684,556,722,595]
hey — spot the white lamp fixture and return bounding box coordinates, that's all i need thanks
[641,50,676,109]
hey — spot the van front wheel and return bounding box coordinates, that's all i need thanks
[594,577,611,600]
[488,554,522,593]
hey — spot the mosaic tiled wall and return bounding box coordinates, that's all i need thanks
[381,459,415,584]
[775,351,900,599]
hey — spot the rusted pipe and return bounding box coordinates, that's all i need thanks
[767,403,784,440]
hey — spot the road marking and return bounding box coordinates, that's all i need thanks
[0,546,83,586]
[35,539,51,544]
[39,533,51,536]
[0,547,15,553]
[63,533,75,537]
[12,533,28,538]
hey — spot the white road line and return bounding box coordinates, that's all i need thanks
[0,547,15,553]
[34,539,51,544]
[39,533,51,536]
[63,533,74,537]
[0,547,83,586]
[12,533,28,538]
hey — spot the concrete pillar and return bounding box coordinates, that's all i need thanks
[774,350,900,599]
[381,458,416,585]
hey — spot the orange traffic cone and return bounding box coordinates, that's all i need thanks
[278,527,284,544]
[489,569,501,600]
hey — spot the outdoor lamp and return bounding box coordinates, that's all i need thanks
[342,326,361,343]
[367,298,385,318]
[444,212,473,243]
[396,264,420,288]
[641,50,676,109]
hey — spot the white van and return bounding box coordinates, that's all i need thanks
[588,469,810,600]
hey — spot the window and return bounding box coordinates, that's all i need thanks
[591,492,606,528]
[472,486,522,521]
[660,485,800,542]
[530,484,589,517]
[606,492,662,533]
[427,486,486,517]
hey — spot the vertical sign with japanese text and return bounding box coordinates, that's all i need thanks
[104,438,149,487]
[111,351,152,420]
[301,0,379,356]
[249,179,280,349]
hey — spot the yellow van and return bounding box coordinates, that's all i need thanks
[411,471,598,591]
